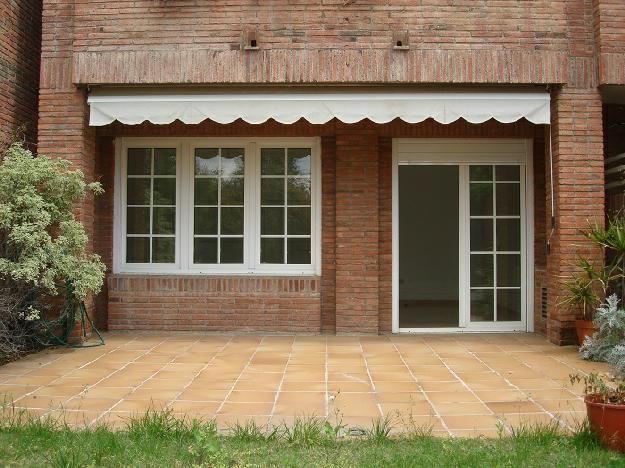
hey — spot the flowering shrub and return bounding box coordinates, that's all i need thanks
[0,143,105,362]
[581,294,625,378]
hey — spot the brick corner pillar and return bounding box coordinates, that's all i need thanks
[38,1,101,341]
[546,86,604,345]
[334,124,380,334]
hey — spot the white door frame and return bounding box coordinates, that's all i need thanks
[391,138,534,334]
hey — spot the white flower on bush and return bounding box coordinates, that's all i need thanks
[24,306,40,322]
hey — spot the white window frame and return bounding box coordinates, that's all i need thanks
[391,138,534,334]
[114,137,321,275]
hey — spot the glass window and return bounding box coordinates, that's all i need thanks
[119,140,318,273]
[193,148,245,264]
[125,148,176,264]
[260,148,312,264]
[469,164,522,322]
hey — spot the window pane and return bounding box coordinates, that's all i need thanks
[287,238,311,264]
[194,178,218,206]
[495,166,520,182]
[127,148,151,175]
[287,148,311,175]
[127,178,151,205]
[153,178,176,205]
[221,177,244,205]
[221,207,244,235]
[261,178,285,205]
[497,289,522,321]
[127,237,150,263]
[261,207,284,235]
[194,237,217,264]
[127,207,150,234]
[220,238,244,263]
[497,254,521,287]
[287,178,311,205]
[261,148,285,175]
[469,165,492,181]
[496,218,521,251]
[152,207,175,235]
[220,148,245,176]
[152,237,175,263]
[195,148,219,175]
[470,183,493,216]
[470,254,493,287]
[496,183,520,216]
[470,219,493,251]
[194,207,218,235]
[261,238,284,263]
[471,289,494,322]
[154,148,176,175]
[287,207,311,235]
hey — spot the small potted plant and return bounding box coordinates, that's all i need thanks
[561,267,599,345]
[561,218,625,345]
[570,372,625,452]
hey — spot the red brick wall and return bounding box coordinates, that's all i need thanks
[94,118,546,335]
[70,1,571,85]
[594,0,625,84]
[545,87,605,344]
[0,0,41,148]
[108,276,320,332]
[38,0,608,342]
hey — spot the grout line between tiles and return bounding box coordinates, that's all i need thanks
[268,336,295,424]
[390,337,451,436]
[88,337,199,426]
[165,337,234,410]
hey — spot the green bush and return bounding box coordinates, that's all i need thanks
[0,143,105,360]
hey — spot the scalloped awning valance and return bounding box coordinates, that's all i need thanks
[87,88,551,126]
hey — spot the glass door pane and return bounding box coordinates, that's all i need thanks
[469,165,522,322]
[399,165,459,328]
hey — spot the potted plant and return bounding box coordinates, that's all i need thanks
[570,372,625,452]
[561,218,625,345]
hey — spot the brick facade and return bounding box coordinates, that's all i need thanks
[0,0,41,147]
[36,0,615,342]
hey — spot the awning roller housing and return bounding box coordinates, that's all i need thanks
[87,89,551,126]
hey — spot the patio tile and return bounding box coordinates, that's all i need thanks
[523,388,577,400]
[534,399,585,412]
[426,391,479,404]
[12,395,67,409]
[474,390,527,402]
[442,415,500,430]
[227,391,276,403]
[114,399,170,412]
[0,332,607,434]
[280,381,326,392]
[63,397,120,411]
[168,400,220,414]
[218,402,274,416]
[432,402,491,416]
[81,386,133,399]
[178,388,230,401]
[485,400,542,414]
[381,401,435,416]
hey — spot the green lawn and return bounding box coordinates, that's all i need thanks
[0,410,623,467]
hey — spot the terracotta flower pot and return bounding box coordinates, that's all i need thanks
[585,394,625,452]
[575,319,596,345]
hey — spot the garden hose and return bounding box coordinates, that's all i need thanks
[34,281,105,349]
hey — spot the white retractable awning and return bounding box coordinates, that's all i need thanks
[87,89,551,126]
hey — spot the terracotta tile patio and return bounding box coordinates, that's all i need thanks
[0,333,608,436]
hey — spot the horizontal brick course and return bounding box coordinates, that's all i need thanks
[108,275,321,332]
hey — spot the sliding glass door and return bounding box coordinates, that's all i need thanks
[395,158,527,332]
